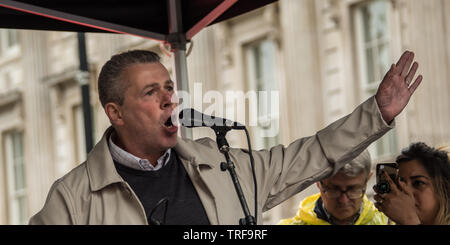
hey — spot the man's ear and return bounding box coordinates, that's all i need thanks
[105,102,124,126]
[367,171,374,181]
[317,181,322,191]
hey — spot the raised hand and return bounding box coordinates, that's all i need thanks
[375,51,423,123]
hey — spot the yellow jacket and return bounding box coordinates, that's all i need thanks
[279,193,390,225]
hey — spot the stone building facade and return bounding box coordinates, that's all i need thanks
[0,0,449,225]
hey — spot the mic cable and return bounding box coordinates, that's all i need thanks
[244,128,258,224]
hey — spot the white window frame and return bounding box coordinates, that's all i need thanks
[244,38,280,150]
[354,0,392,91]
[0,29,20,64]
[353,0,398,159]
[4,130,27,225]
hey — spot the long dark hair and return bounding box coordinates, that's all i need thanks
[396,142,450,225]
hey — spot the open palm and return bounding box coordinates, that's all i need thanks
[375,51,423,123]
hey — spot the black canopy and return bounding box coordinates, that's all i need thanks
[0,0,277,41]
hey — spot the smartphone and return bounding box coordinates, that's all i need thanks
[375,163,398,194]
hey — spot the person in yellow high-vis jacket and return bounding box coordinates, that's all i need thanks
[279,150,390,225]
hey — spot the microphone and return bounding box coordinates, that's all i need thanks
[178,108,245,130]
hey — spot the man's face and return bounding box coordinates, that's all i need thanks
[111,62,178,156]
[318,172,368,223]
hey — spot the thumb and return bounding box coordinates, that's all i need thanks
[389,63,397,74]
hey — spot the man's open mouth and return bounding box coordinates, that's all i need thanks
[164,117,174,128]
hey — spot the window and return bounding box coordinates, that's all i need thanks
[0,29,19,57]
[4,130,27,224]
[245,39,279,150]
[7,30,18,48]
[354,0,397,159]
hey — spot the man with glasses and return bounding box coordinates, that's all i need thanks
[279,150,389,225]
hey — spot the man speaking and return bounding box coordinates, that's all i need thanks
[29,50,422,224]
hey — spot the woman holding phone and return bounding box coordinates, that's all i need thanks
[373,142,450,225]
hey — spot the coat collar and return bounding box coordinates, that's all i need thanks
[86,127,218,191]
[86,127,123,191]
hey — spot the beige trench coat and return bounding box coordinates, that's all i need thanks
[29,96,392,225]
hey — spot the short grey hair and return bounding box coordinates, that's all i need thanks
[338,150,371,178]
[98,50,161,108]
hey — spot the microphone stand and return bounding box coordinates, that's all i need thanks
[212,126,256,225]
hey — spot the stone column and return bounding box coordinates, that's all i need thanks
[279,0,323,138]
[21,31,55,217]
[260,0,323,225]
[401,0,450,146]
[186,28,218,141]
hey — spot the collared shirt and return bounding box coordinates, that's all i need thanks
[108,133,171,171]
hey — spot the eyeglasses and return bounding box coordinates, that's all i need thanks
[321,183,366,199]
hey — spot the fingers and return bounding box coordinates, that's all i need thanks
[373,193,386,203]
[401,52,415,77]
[389,63,396,73]
[373,193,384,211]
[405,62,419,85]
[373,186,387,207]
[409,75,423,95]
[372,185,379,194]
[383,171,399,193]
[374,202,383,212]
[394,51,419,80]
[395,51,411,73]
[398,179,414,196]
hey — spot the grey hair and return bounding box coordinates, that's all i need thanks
[338,150,371,178]
[98,50,161,108]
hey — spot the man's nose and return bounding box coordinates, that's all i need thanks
[161,91,177,109]
[337,192,350,203]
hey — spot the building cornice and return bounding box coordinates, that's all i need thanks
[0,89,21,108]
[43,63,97,86]
[42,65,79,87]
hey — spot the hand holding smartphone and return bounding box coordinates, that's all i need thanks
[375,163,399,194]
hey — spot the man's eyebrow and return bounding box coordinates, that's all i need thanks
[348,184,365,189]
[141,80,174,92]
[142,83,159,91]
[329,184,363,190]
